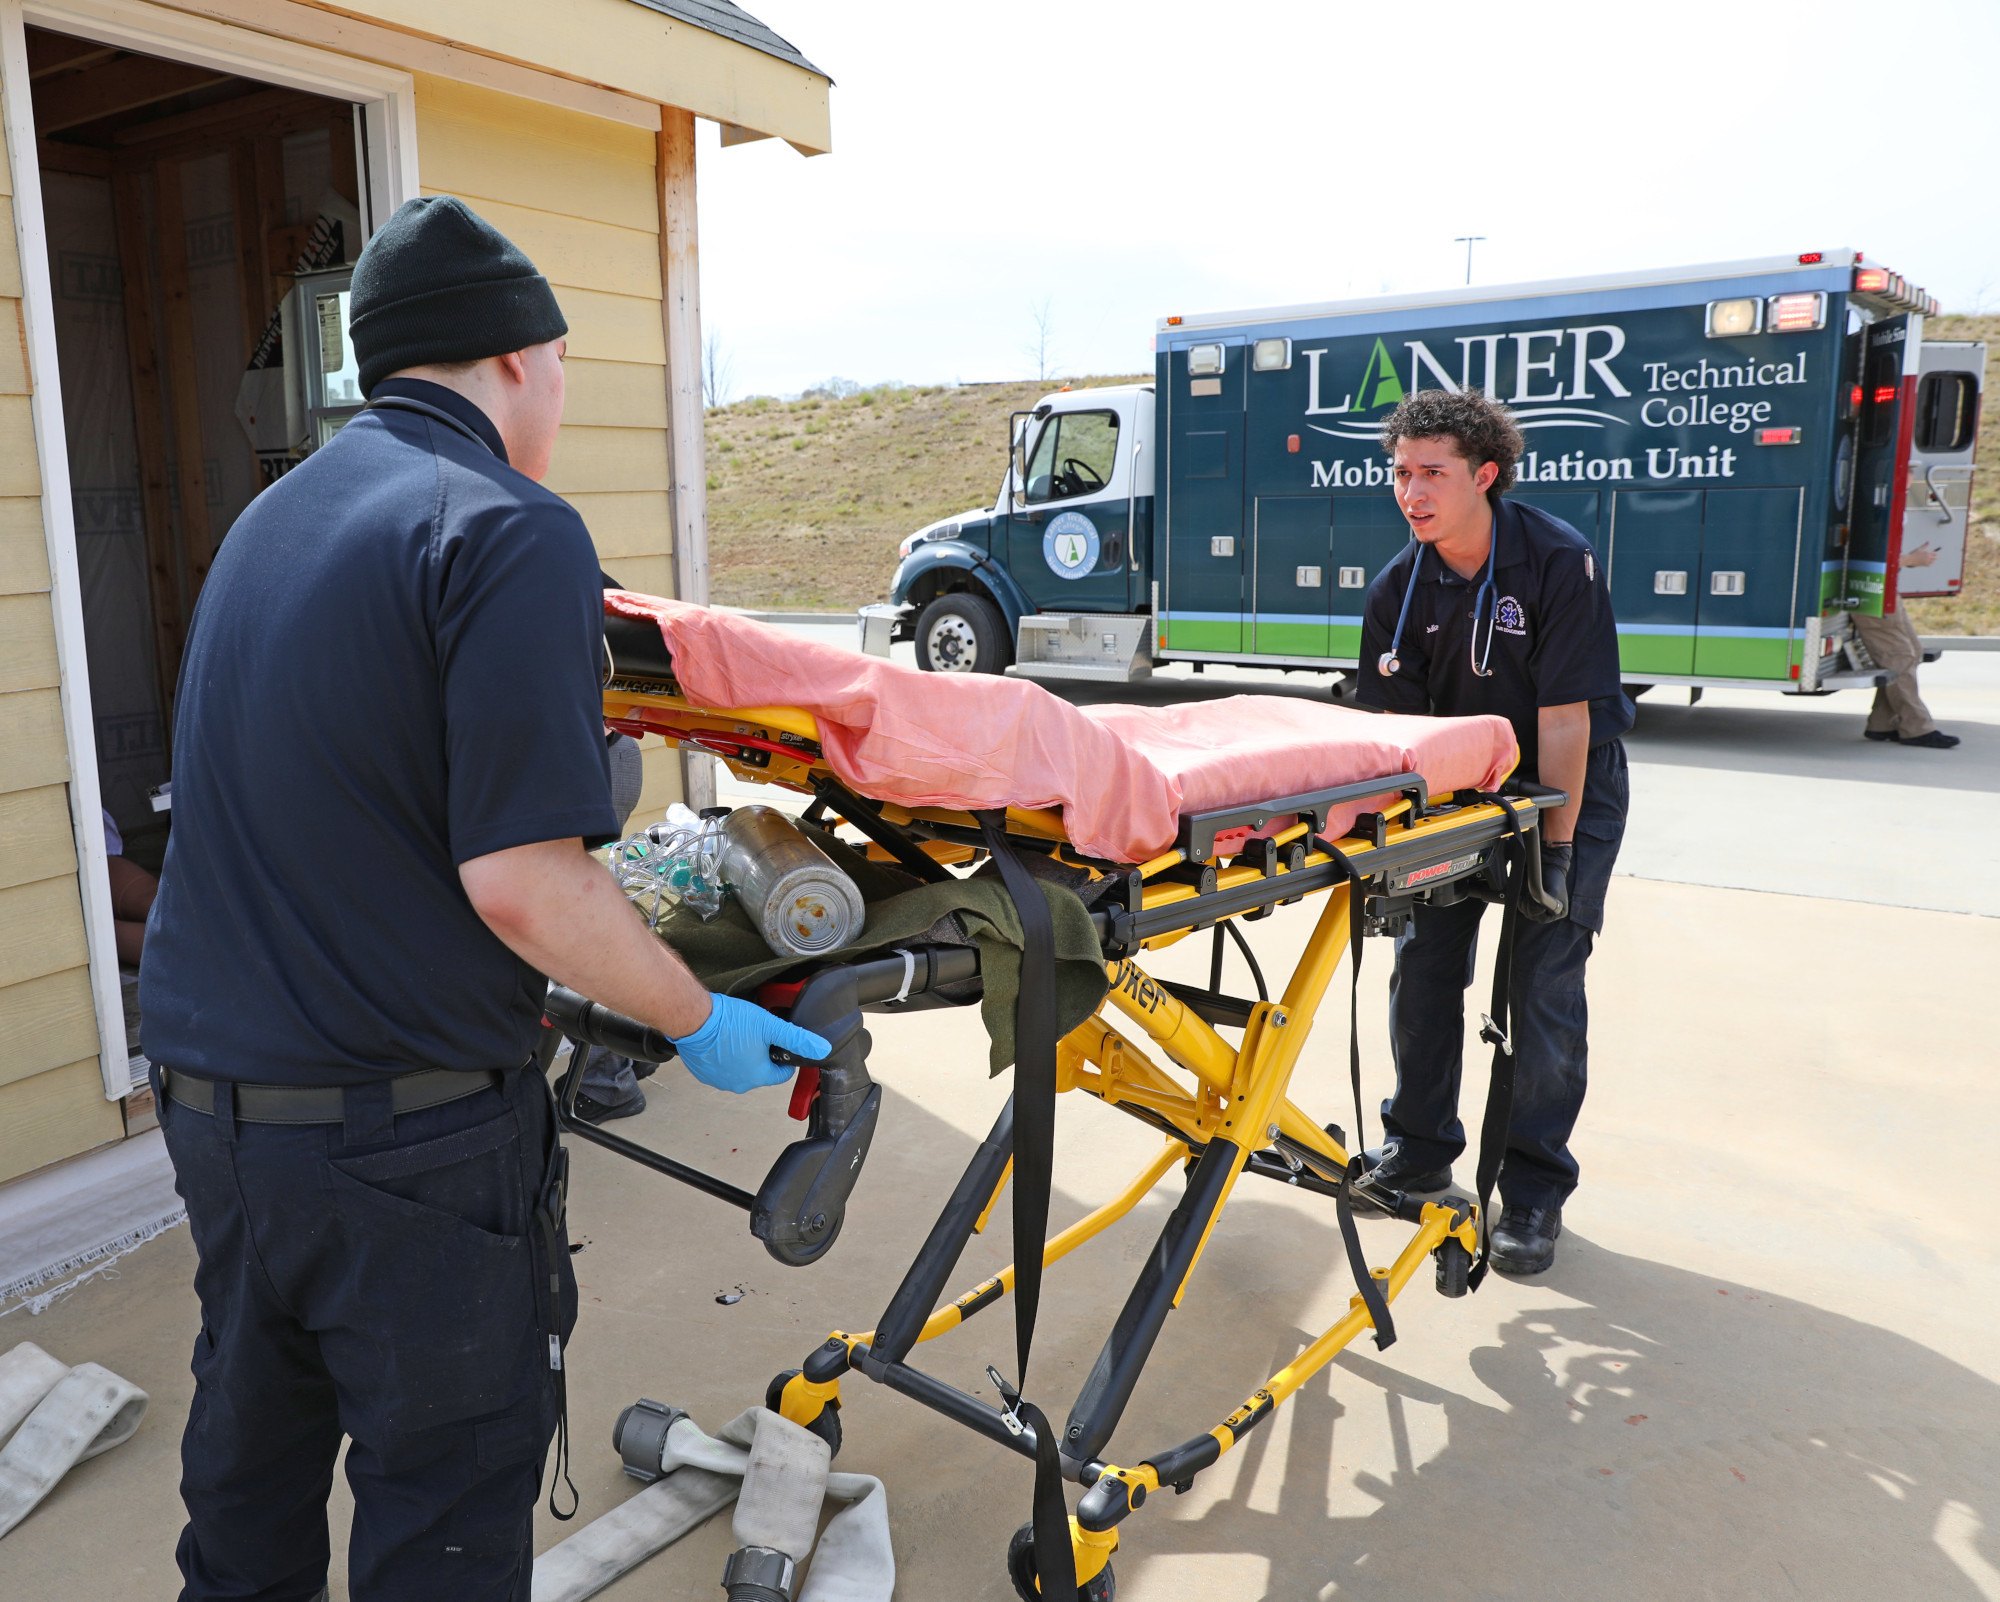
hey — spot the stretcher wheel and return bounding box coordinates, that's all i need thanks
[764,1369,843,1459]
[762,1205,844,1267]
[1435,1236,1472,1298]
[1006,1523,1114,1601]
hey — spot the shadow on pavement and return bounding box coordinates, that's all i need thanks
[1125,1224,2000,1601]
[1622,696,1997,794]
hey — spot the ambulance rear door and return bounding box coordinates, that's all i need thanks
[1898,341,1985,598]
[1846,314,1916,614]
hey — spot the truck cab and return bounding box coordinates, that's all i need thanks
[869,385,1155,675]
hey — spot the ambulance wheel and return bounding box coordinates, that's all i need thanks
[764,1369,842,1459]
[1007,1523,1113,1601]
[917,592,1011,674]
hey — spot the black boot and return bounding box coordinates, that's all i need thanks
[1360,1143,1454,1195]
[1490,1203,1563,1275]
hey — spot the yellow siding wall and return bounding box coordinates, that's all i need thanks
[414,74,685,825]
[0,100,124,1184]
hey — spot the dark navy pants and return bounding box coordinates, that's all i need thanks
[1381,739,1629,1210]
[156,1065,576,1602]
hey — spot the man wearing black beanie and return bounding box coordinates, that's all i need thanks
[143,196,825,1601]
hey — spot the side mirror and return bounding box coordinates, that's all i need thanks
[1010,439,1029,510]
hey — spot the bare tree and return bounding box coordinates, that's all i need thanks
[703,326,734,408]
[1024,296,1059,382]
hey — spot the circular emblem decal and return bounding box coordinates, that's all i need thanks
[1495,595,1528,637]
[1043,511,1101,580]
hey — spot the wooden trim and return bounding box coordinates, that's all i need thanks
[110,165,183,718]
[657,105,707,809]
[657,107,703,605]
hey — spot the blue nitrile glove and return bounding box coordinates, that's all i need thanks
[672,994,830,1093]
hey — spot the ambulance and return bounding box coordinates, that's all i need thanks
[866,251,1982,696]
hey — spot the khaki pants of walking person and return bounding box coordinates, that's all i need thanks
[1850,607,1938,739]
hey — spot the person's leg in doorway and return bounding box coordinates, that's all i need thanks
[1852,608,1957,748]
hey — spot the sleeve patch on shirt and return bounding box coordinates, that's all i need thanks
[1585,550,1596,583]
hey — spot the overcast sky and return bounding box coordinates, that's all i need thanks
[696,0,2000,400]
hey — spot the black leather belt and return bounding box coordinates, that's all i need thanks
[161,1066,504,1125]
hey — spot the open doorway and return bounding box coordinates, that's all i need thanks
[27,23,367,1087]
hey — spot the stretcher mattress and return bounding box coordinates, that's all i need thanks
[606,592,1517,864]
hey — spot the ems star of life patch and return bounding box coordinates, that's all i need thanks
[1496,595,1527,636]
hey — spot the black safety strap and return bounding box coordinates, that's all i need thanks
[973,811,1076,1601]
[1465,796,1529,1292]
[534,1079,579,1521]
[1311,836,1396,1352]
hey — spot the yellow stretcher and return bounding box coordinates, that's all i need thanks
[544,615,1565,1600]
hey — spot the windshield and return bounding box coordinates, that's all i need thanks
[1024,410,1119,503]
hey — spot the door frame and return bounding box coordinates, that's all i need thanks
[1,0,418,1099]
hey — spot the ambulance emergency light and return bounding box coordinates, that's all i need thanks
[1765,291,1826,332]
[1252,338,1291,371]
[1704,298,1761,337]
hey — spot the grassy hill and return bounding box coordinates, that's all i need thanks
[703,379,1128,611]
[706,322,1998,631]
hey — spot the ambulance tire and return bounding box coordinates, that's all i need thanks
[917,592,1012,674]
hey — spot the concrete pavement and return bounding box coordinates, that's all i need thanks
[4,647,1995,1601]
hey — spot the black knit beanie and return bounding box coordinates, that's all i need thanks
[349,196,568,396]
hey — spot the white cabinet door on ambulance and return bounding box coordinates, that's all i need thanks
[1899,341,1985,599]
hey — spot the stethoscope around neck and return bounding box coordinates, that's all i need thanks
[1377,520,1502,680]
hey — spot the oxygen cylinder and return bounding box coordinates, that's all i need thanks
[716,806,865,960]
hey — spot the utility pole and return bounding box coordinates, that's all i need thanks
[1453,235,1484,286]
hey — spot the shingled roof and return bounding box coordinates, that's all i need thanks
[626,0,828,80]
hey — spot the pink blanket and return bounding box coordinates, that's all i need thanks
[607,594,1517,865]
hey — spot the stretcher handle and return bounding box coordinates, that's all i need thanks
[543,986,677,1063]
[1501,781,1569,920]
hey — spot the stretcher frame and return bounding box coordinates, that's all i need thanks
[564,643,1562,1597]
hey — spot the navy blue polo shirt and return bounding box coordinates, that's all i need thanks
[1357,497,1633,782]
[141,379,618,1084]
